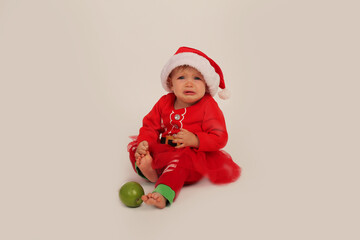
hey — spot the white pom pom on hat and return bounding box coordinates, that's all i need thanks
[161,46,230,99]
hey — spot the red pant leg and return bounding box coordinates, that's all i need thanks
[154,157,202,204]
[129,141,203,204]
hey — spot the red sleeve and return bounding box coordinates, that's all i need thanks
[195,98,228,152]
[136,95,166,146]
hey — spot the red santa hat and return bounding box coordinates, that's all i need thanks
[160,46,230,99]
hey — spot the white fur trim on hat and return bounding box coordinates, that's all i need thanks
[161,52,220,97]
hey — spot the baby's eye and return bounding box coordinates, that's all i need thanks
[194,77,202,80]
[178,76,185,79]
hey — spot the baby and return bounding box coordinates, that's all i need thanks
[128,47,240,208]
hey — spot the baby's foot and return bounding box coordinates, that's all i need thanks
[136,152,158,183]
[141,192,167,209]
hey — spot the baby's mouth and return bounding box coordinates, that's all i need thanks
[184,90,196,95]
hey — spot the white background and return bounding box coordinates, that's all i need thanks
[1,0,359,239]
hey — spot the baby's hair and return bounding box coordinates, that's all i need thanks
[166,65,210,93]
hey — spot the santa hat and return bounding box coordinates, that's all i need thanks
[160,46,230,99]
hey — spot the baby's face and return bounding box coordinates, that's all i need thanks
[169,66,206,108]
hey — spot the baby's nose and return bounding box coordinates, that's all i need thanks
[185,79,194,86]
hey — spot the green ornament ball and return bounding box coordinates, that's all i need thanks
[119,181,145,208]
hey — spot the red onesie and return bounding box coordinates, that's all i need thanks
[128,93,240,204]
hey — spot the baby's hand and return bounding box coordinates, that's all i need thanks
[173,129,199,149]
[135,141,149,160]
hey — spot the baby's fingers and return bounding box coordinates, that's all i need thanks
[172,138,181,144]
[138,147,147,154]
[175,143,186,149]
[180,128,189,133]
